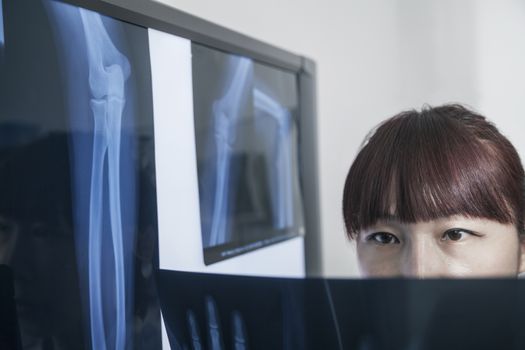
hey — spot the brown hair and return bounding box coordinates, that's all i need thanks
[342,104,525,237]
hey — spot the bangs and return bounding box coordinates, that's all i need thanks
[343,105,525,237]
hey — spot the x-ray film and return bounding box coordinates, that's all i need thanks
[0,0,160,349]
[158,270,525,350]
[192,44,305,265]
[0,0,4,47]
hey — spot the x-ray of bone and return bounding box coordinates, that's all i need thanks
[192,44,304,265]
[209,57,252,247]
[184,297,248,350]
[0,0,4,47]
[1,1,162,349]
[46,4,134,349]
[80,8,130,350]
[253,87,294,230]
[160,270,525,350]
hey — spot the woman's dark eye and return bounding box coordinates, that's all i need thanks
[442,228,474,242]
[367,232,400,245]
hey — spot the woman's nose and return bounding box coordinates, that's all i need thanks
[401,239,446,278]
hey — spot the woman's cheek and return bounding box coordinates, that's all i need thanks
[440,238,520,277]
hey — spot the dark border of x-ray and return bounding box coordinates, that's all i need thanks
[204,232,300,266]
[53,0,323,277]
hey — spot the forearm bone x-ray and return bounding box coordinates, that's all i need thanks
[0,0,4,47]
[209,57,251,247]
[80,9,130,350]
[209,57,295,247]
[253,87,293,230]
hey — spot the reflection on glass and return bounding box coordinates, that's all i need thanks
[0,136,83,349]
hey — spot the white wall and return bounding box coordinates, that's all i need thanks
[153,0,525,277]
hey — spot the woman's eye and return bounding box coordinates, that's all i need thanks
[366,232,400,245]
[441,228,475,242]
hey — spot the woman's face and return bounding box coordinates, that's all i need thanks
[356,215,525,278]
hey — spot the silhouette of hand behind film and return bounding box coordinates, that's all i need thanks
[186,296,247,350]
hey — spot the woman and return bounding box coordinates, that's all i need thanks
[342,104,525,277]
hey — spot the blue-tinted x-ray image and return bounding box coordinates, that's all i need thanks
[192,44,305,265]
[159,270,525,350]
[0,0,4,47]
[78,9,130,350]
[0,1,160,349]
[208,56,252,248]
[253,84,295,231]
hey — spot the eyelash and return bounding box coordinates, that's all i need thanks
[365,228,480,245]
[365,232,400,245]
[441,228,479,242]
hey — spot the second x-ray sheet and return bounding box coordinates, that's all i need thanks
[0,0,160,349]
[159,270,525,350]
[192,44,305,265]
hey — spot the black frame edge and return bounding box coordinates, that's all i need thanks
[298,58,323,277]
[61,0,304,72]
